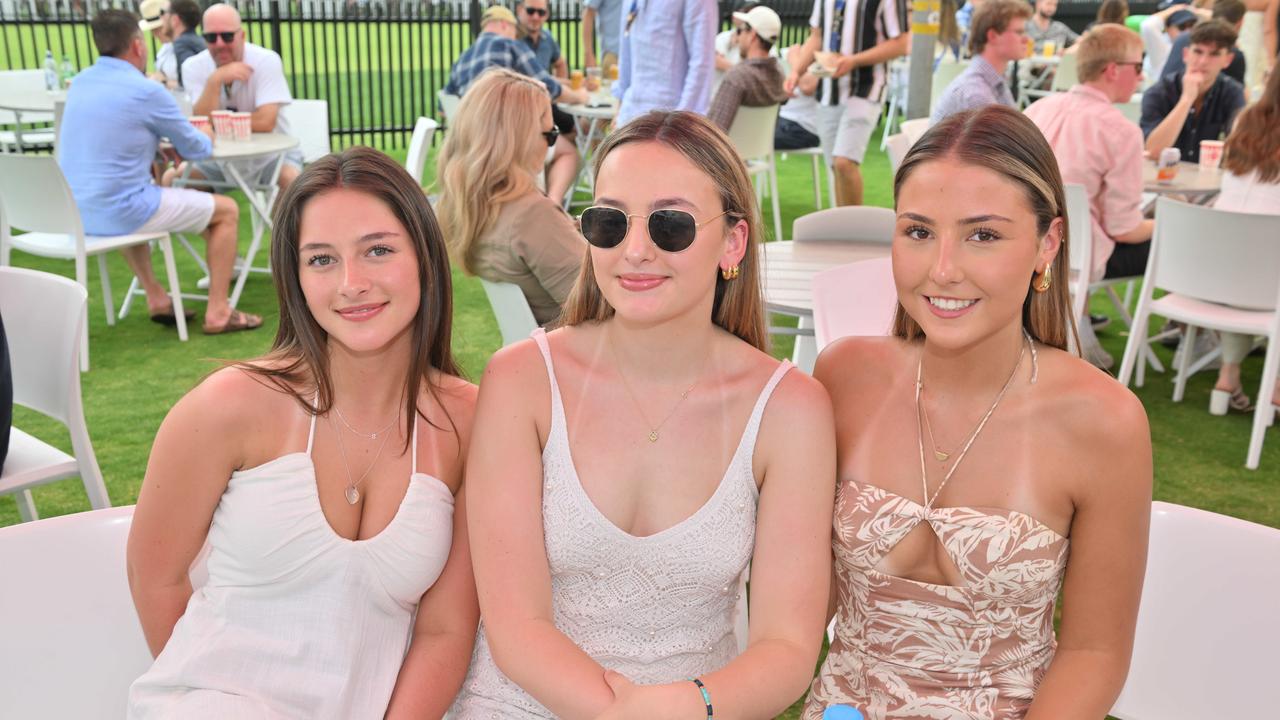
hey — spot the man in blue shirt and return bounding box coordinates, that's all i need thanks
[59,9,258,334]
[613,0,718,126]
[583,0,623,71]
[518,0,567,77]
[444,6,587,205]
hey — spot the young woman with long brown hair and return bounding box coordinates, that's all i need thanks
[805,105,1151,719]
[453,111,835,719]
[126,147,479,718]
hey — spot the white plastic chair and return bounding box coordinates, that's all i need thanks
[792,205,897,245]
[404,116,438,185]
[0,69,56,153]
[1110,502,1280,719]
[0,155,188,370]
[479,278,538,347]
[1050,53,1078,92]
[0,506,154,717]
[726,104,783,242]
[1116,198,1280,469]
[437,89,462,125]
[780,145,835,211]
[812,256,897,351]
[281,98,331,164]
[899,117,931,147]
[0,267,108,521]
[885,132,911,174]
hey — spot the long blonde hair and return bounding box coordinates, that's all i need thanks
[892,105,1080,353]
[434,67,548,275]
[559,111,769,351]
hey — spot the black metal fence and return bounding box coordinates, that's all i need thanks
[1,0,830,149]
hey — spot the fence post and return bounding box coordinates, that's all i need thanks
[469,0,482,38]
[269,0,282,54]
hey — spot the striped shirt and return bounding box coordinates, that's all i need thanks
[930,55,1015,123]
[809,0,909,105]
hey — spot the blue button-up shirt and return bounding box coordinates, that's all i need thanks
[613,0,717,126]
[444,31,562,98]
[58,56,212,236]
[521,27,562,72]
[585,0,624,57]
[930,55,1015,123]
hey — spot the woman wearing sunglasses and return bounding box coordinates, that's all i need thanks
[451,111,835,719]
[437,68,585,327]
[804,106,1151,719]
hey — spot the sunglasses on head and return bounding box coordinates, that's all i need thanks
[542,127,559,147]
[202,30,237,44]
[523,6,548,16]
[579,206,732,253]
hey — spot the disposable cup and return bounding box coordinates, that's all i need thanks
[210,110,234,139]
[1199,139,1224,169]
[189,115,211,133]
[230,111,252,141]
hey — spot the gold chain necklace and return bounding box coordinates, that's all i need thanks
[331,414,396,504]
[608,336,706,443]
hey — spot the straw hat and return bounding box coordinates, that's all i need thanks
[138,0,169,32]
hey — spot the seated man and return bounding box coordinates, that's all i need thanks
[775,43,821,150]
[167,0,207,88]
[181,3,303,192]
[1142,19,1245,163]
[1027,24,1153,282]
[517,0,567,78]
[59,9,257,334]
[1026,0,1080,54]
[1139,4,1203,78]
[445,5,587,205]
[707,5,789,131]
[1159,0,1247,84]
[932,0,1032,123]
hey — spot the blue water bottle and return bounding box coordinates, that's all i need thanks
[823,705,865,720]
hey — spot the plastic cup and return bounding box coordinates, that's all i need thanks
[570,69,584,90]
[1199,139,1224,169]
[230,111,252,141]
[606,62,619,81]
[189,115,211,133]
[1025,37,1035,57]
[210,110,233,139]
[586,67,602,92]
[1042,40,1056,57]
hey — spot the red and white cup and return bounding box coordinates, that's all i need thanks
[189,115,211,133]
[1199,139,1224,169]
[230,111,252,141]
[210,110,234,139]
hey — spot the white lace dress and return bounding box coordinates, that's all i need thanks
[450,330,792,718]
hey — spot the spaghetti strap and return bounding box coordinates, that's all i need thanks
[529,328,568,435]
[737,360,793,455]
[411,413,419,475]
[305,396,319,455]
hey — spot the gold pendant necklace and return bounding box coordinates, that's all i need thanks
[609,333,705,443]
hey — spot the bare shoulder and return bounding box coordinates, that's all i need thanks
[1038,348,1150,450]
[474,332,555,412]
[813,335,912,400]
[177,363,301,431]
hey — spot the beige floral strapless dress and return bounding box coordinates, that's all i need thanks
[803,479,1070,720]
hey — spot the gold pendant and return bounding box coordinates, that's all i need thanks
[344,485,361,504]
[648,431,659,442]
[934,450,950,462]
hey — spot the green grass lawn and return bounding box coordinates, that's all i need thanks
[3,122,1276,719]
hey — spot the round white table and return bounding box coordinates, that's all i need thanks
[557,93,619,206]
[173,132,300,306]
[0,87,64,113]
[1143,160,1223,198]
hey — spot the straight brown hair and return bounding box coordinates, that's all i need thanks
[891,105,1080,353]
[235,146,463,449]
[559,111,769,351]
[1223,63,1280,183]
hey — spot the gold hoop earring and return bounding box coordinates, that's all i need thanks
[1034,264,1052,293]
[720,264,740,281]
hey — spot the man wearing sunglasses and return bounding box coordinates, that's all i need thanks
[1142,19,1245,164]
[707,5,789,131]
[517,0,566,79]
[181,3,304,192]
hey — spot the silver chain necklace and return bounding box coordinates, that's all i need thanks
[332,415,396,504]
[334,406,399,440]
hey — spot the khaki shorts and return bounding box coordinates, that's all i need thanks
[137,187,216,235]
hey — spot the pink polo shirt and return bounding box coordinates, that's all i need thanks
[1026,84,1146,281]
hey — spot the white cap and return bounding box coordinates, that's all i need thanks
[732,6,782,42]
[138,0,169,32]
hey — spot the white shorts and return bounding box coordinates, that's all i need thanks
[817,94,882,166]
[137,187,216,235]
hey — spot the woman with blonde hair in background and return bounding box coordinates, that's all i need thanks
[436,67,585,326]
[805,105,1151,719]
[1209,64,1280,415]
[452,110,835,719]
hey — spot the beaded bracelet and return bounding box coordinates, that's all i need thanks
[690,677,713,719]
